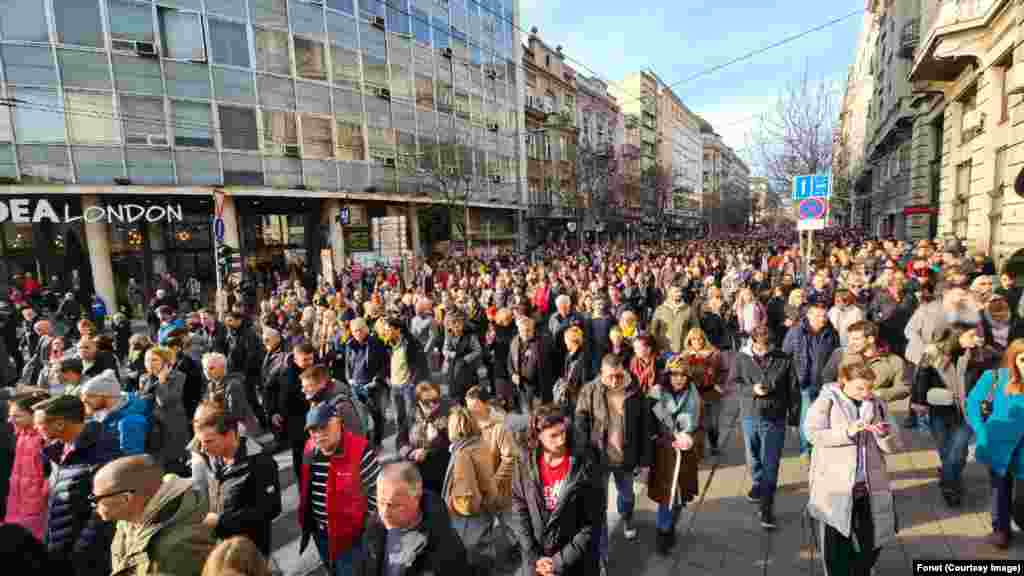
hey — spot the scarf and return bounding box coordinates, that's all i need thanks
[630,355,656,393]
[621,323,637,339]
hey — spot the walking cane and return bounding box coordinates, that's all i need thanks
[669,446,683,511]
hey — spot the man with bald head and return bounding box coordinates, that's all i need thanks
[364,462,470,575]
[95,454,216,575]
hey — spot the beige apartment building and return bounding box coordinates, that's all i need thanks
[909,0,1024,270]
[609,71,659,222]
[522,29,579,240]
[652,74,703,215]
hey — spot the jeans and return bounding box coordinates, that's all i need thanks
[389,383,415,444]
[928,406,972,491]
[655,503,684,531]
[991,469,1015,532]
[596,467,636,559]
[314,527,364,576]
[799,388,819,455]
[741,417,786,502]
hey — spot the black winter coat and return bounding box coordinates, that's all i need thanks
[363,491,471,576]
[200,441,281,556]
[507,449,599,576]
[43,421,121,576]
[727,349,795,423]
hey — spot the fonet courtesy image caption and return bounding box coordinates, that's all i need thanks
[914,560,1024,574]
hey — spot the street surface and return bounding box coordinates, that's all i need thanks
[267,396,1024,575]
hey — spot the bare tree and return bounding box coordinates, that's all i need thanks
[403,139,475,245]
[751,66,842,221]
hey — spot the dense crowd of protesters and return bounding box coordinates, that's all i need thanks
[1,228,1024,576]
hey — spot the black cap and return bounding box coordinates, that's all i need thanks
[305,402,339,430]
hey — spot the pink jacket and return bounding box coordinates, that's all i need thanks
[4,428,49,540]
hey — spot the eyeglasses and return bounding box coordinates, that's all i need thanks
[420,397,441,405]
[88,489,134,507]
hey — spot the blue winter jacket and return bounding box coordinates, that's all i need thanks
[966,368,1024,478]
[98,393,150,456]
[43,420,122,576]
[782,318,839,392]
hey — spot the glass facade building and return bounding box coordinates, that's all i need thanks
[0,0,523,203]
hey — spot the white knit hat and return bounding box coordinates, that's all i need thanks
[80,369,120,397]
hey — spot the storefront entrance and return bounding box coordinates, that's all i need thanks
[236,197,325,296]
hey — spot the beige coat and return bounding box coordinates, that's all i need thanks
[477,407,518,509]
[649,303,699,355]
[804,384,901,548]
[444,437,500,517]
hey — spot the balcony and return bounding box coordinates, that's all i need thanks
[526,202,579,219]
[524,95,550,120]
[898,18,919,58]
[910,0,1006,82]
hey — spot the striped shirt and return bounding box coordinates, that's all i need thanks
[310,443,382,532]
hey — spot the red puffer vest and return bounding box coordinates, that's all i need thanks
[299,431,369,560]
[4,428,49,540]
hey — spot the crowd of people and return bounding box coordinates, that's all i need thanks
[1,230,1024,576]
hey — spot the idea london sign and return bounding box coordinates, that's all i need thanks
[0,198,184,224]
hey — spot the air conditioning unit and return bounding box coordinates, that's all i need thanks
[490,175,501,183]
[383,157,396,168]
[284,144,301,157]
[446,166,458,176]
[962,108,983,133]
[486,69,497,80]
[442,47,453,59]
[372,16,386,30]
[487,122,499,132]
[135,41,157,57]
[146,133,169,146]
[376,87,391,100]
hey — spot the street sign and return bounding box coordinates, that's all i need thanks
[214,217,225,242]
[337,207,350,226]
[796,197,829,231]
[792,173,832,201]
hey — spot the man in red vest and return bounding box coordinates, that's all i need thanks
[298,402,381,575]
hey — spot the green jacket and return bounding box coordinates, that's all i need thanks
[111,475,217,576]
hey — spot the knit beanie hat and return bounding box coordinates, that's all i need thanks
[80,369,120,397]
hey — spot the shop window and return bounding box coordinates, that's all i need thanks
[336,120,364,160]
[301,114,333,158]
[210,19,250,68]
[250,0,288,29]
[206,0,247,20]
[333,88,363,123]
[297,81,330,114]
[165,61,212,99]
[255,28,291,74]
[59,50,112,90]
[18,144,72,182]
[12,88,65,143]
[4,223,34,251]
[2,45,57,87]
[413,9,431,45]
[222,152,263,185]
[66,91,119,145]
[327,0,355,16]
[331,46,361,87]
[261,110,297,154]
[290,1,325,38]
[258,74,296,109]
[159,7,207,61]
[108,0,155,44]
[295,37,328,80]
[213,67,256,104]
[74,146,124,183]
[363,53,389,89]
[171,100,214,148]
[219,105,258,150]
[1,0,49,42]
[176,150,221,184]
[415,75,434,110]
[126,149,175,184]
[120,95,167,146]
[55,0,103,47]
[364,96,390,128]
[113,55,163,95]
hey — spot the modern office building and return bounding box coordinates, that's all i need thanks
[0,0,526,310]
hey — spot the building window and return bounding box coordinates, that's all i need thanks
[219,105,258,150]
[120,95,167,146]
[261,110,297,154]
[159,8,207,61]
[545,54,550,68]
[251,0,289,29]
[113,54,163,95]
[954,161,971,238]
[2,0,48,42]
[66,91,119,144]
[2,45,57,87]
[415,74,434,109]
[171,100,214,148]
[301,114,333,158]
[290,0,325,37]
[209,19,251,68]
[60,50,112,90]
[331,46,361,86]
[13,88,65,143]
[1001,56,1014,123]
[336,120,364,160]
[109,0,156,44]
[328,0,355,16]
[295,37,328,80]
[55,0,103,47]
[413,9,431,45]
[255,28,291,74]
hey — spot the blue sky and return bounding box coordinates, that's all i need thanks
[517,0,864,166]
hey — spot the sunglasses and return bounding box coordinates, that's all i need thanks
[89,489,134,507]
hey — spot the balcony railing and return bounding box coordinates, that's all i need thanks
[898,18,919,58]
[526,202,579,219]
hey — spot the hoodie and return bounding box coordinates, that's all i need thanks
[96,394,151,456]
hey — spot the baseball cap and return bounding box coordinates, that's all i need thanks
[305,402,339,430]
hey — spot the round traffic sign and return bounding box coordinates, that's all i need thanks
[798,198,827,220]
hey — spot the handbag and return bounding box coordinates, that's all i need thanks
[978,369,1002,422]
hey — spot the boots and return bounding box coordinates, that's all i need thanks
[759,494,777,530]
[708,429,720,456]
[655,529,675,555]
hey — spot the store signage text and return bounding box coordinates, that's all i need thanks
[0,199,184,224]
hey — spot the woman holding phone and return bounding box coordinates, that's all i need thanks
[804,361,901,576]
